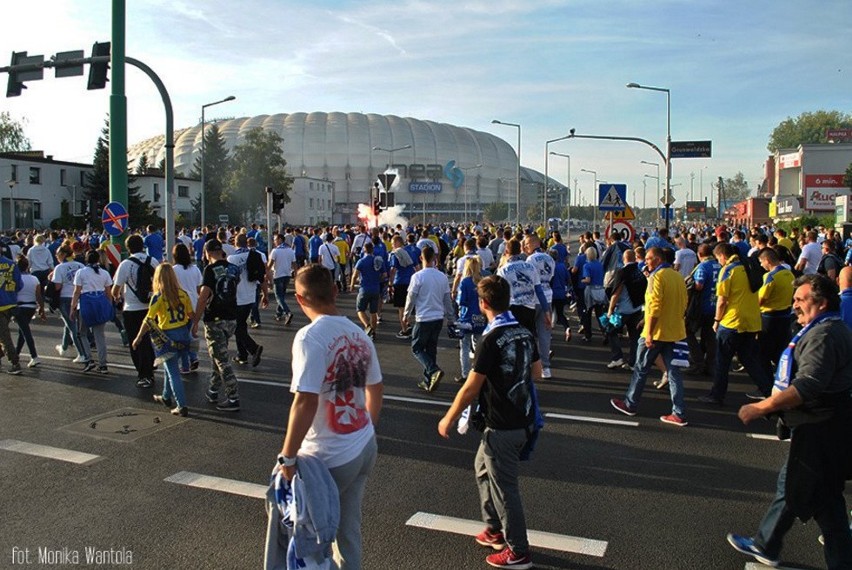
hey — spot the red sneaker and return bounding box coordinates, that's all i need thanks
[660,414,688,427]
[610,398,637,416]
[475,528,506,550]
[486,547,533,569]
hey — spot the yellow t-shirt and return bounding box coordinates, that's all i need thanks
[642,266,687,341]
[716,257,761,332]
[335,239,350,264]
[759,266,795,313]
[777,237,794,252]
[146,290,193,331]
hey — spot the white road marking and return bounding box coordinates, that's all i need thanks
[405,511,607,557]
[0,439,102,465]
[546,412,639,427]
[239,378,290,388]
[747,434,789,442]
[745,562,805,570]
[384,394,450,407]
[164,471,267,499]
[40,355,137,371]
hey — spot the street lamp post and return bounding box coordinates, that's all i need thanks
[641,161,661,226]
[550,152,570,233]
[459,164,482,224]
[544,134,573,229]
[200,95,236,229]
[627,82,671,229]
[580,168,597,230]
[492,120,521,225]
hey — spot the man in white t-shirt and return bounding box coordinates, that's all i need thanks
[227,233,268,366]
[319,233,341,281]
[278,265,383,570]
[268,233,297,324]
[795,230,822,275]
[673,237,698,278]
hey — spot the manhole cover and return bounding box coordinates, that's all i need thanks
[60,408,188,442]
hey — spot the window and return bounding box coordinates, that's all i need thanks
[309,182,314,190]
[60,169,67,186]
[80,171,86,186]
[10,165,17,182]
[34,201,42,220]
[309,198,314,209]
[328,199,331,210]
[178,185,189,198]
[29,167,40,185]
[153,183,160,202]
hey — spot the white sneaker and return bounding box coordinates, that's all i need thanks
[55,344,70,358]
[27,357,41,368]
[72,355,87,364]
[607,358,625,369]
[541,367,552,379]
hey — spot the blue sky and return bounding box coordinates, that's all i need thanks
[2,0,849,209]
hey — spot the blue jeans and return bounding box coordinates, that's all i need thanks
[411,320,443,379]
[179,337,199,371]
[624,338,686,418]
[274,277,291,316]
[709,326,773,401]
[58,298,86,357]
[161,325,191,408]
[754,458,852,568]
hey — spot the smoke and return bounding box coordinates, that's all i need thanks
[356,204,409,229]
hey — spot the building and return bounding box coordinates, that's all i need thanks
[127,112,566,225]
[768,142,852,220]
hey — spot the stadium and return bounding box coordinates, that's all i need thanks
[127,112,565,224]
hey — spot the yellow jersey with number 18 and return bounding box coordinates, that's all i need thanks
[146,290,193,331]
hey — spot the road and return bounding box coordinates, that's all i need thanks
[0,290,837,570]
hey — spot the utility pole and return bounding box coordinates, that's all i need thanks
[110,0,128,243]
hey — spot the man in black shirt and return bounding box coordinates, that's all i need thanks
[439,275,540,570]
[191,239,241,412]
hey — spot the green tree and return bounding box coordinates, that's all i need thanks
[135,152,150,175]
[225,128,292,223]
[767,110,852,153]
[0,111,31,152]
[482,202,508,222]
[190,124,230,224]
[712,171,751,204]
[844,162,852,191]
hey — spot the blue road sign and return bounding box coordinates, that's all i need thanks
[659,207,674,219]
[598,184,627,211]
[101,201,129,236]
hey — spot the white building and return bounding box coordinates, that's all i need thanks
[280,176,335,227]
[769,143,852,219]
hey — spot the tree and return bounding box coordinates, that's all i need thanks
[190,124,230,224]
[225,128,292,223]
[767,110,852,153]
[844,162,852,192]
[0,111,31,152]
[135,153,150,175]
[482,202,508,222]
[712,171,751,205]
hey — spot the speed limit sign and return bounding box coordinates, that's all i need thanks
[606,221,635,243]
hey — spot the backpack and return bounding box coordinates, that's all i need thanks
[246,249,266,283]
[128,256,154,303]
[622,265,648,308]
[211,263,240,309]
[739,256,764,293]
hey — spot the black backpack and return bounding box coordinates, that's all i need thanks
[128,256,154,302]
[739,256,764,293]
[212,263,240,309]
[246,249,266,283]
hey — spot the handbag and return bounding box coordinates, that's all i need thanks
[671,340,690,367]
[79,291,115,327]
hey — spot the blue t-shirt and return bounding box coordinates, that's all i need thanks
[549,243,569,265]
[309,235,323,260]
[143,231,164,262]
[456,276,482,326]
[842,288,852,330]
[581,260,604,287]
[693,259,721,315]
[355,255,382,294]
[734,240,750,260]
[390,249,416,285]
[193,237,206,261]
[404,244,421,268]
[573,254,587,290]
[551,262,570,301]
[293,235,306,259]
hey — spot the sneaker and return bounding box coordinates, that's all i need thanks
[660,414,688,427]
[564,329,572,342]
[136,377,154,389]
[205,388,219,404]
[365,325,374,338]
[732,362,745,373]
[697,394,724,406]
[171,406,189,417]
[274,314,283,322]
[541,367,552,379]
[153,394,174,408]
[607,358,625,370]
[179,368,191,374]
[417,380,431,392]
[216,398,240,412]
[486,547,533,569]
[82,361,97,373]
[475,528,506,550]
[252,345,263,367]
[97,366,109,374]
[376,316,383,323]
[428,369,444,391]
[72,355,87,364]
[250,321,260,329]
[454,376,466,384]
[27,357,41,368]
[55,344,70,358]
[7,363,22,376]
[726,534,779,567]
[190,360,200,371]
[745,391,768,401]
[621,363,633,371]
[396,330,410,339]
[232,356,248,365]
[818,534,825,546]
[120,329,129,346]
[284,312,293,326]
[610,398,637,416]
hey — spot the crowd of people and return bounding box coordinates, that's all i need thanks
[0,217,850,568]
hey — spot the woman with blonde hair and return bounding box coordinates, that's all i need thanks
[454,256,486,383]
[132,263,194,416]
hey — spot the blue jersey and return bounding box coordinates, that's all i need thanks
[143,232,165,262]
[693,259,721,315]
[193,237,206,261]
[355,255,382,294]
[389,249,416,285]
[581,260,604,287]
[309,235,323,259]
[551,262,570,301]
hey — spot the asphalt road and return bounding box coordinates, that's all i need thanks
[0,290,841,570]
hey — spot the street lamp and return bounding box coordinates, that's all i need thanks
[641,160,661,226]
[372,144,412,166]
[201,95,236,229]
[492,120,521,225]
[8,179,17,230]
[550,152,570,232]
[460,164,482,224]
[580,168,597,230]
[627,82,672,229]
[544,133,573,229]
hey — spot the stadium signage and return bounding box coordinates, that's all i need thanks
[389,163,444,181]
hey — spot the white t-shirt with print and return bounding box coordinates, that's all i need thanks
[114,253,160,311]
[52,261,85,299]
[73,266,113,307]
[227,249,257,306]
[290,315,381,469]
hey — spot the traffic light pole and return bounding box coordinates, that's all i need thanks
[110,0,128,246]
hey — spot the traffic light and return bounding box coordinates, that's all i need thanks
[372,198,381,217]
[87,41,110,90]
[272,192,285,211]
[379,192,395,209]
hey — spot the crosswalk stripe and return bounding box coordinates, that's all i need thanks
[0,439,102,465]
[745,562,805,569]
[164,471,267,499]
[747,434,789,442]
[405,511,608,557]
[546,412,639,427]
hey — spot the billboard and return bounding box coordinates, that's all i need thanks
[804,174,850,211]
[778,152,801,169]
[685,201,706,214]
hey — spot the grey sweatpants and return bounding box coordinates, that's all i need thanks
[328,435,378,570]
[475,427,529,555]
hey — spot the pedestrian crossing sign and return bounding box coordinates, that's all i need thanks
[598,184,627,211]
[611,203,635,221]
